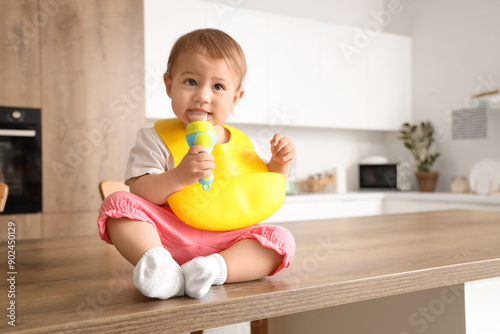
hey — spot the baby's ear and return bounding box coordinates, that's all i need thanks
[233,88,245,106]
[164,74,172,97]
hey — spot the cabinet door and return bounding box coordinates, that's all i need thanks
[0,0,40,108]
[319,23,369,129]
[368,33,412,130]
[268,14,321,128]
[206,6,268,125]
[144,0,207,119]
[383,199,449,214]
[41,0,145,213]
[465,277,500,334]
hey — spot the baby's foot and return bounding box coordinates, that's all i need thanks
[133,247,184,299]
[181,253,227,298]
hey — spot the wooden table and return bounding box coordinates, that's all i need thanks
[2,210,500,333]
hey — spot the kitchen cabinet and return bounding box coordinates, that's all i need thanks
[267,192,500,225]
[144,0,207,120]
[0,0,42,237]
[144,1,412,131]
[264,194,383,223]
[268,20,411,131]
[383,198,500,215]
[383,198,450,214]
[319,22,370,129]
[465,277,500,334]
[0,0,41,108]
[267,14,321,128]
[41,0,145,217]
[206,6,269,125]
[368,33,412,130]
[0,213,42,239]
[0,0,145,240]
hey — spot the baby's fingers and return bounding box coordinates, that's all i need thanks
[270,134,287,154]
[275,145,295,163]
[271,136,295,163]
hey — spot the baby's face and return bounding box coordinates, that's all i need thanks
[165,52,244,126]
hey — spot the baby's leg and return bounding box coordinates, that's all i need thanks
[107,218,184,299]
[220,239,283,283]
[106,217,162,265]
[181,239,283,298]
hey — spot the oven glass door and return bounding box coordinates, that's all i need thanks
[0,126,42,214]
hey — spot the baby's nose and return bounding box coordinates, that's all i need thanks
[194,86,212,103]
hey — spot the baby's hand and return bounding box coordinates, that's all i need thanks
[270,134,296,165]
[175,145,215,186]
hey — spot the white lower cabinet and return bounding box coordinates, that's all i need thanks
[465,277,500,334]
[383,199,451,214]
[266,194,500,224]
[383,199,500,215]
[264,196,383,223]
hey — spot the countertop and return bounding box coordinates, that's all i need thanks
[285,191,500,205]
[2,210,500,333]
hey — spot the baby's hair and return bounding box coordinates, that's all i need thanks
[165,28,247,88]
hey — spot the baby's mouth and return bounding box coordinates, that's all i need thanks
[188,110,209,122]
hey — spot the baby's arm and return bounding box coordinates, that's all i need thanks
[129,145,215,205]
[267,134,296,178]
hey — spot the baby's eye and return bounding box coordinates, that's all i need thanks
[212,83,224,91]
[184,79,197,86]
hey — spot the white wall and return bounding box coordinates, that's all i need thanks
[384,0,500,192]
[235,123,388,187]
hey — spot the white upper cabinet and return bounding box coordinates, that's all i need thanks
[144,0,412,131]
[319,22,370,129]
[368,33,412,130]
[206,6,269,125]
[144,0,207,120]
[267,14,321,128]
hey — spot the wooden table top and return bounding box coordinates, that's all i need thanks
[2,210,500,333]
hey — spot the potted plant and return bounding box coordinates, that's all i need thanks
[398,121,440,192]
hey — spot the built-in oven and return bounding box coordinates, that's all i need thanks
[0,106,42,214]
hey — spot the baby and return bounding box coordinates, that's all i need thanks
[98,28,296,299]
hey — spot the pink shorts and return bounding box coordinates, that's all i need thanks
[97,191,295,276]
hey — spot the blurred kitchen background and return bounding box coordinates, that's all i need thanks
[143,0,500,194]
[1,0,499,239]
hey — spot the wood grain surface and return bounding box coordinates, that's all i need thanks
[1,210,500,333]
[40,0,145,214]
[0,0,145,239]
[0,0,41,108]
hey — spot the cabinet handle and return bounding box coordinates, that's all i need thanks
[0,129,37,137]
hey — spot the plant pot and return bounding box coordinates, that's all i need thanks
[415,171,439,192]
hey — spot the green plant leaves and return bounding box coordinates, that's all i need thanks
[398,121,440,172]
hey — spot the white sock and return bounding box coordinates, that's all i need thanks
[181,253,228,299]
[133,247,184,299]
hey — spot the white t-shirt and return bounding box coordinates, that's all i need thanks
[124,127,269,185]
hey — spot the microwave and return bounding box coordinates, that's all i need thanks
[359,163,411,190]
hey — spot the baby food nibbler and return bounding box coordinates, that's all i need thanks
[185,113,216,191]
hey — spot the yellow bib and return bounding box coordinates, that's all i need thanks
[154,118,286,231]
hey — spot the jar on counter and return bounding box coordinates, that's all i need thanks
[450,175,469,193]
